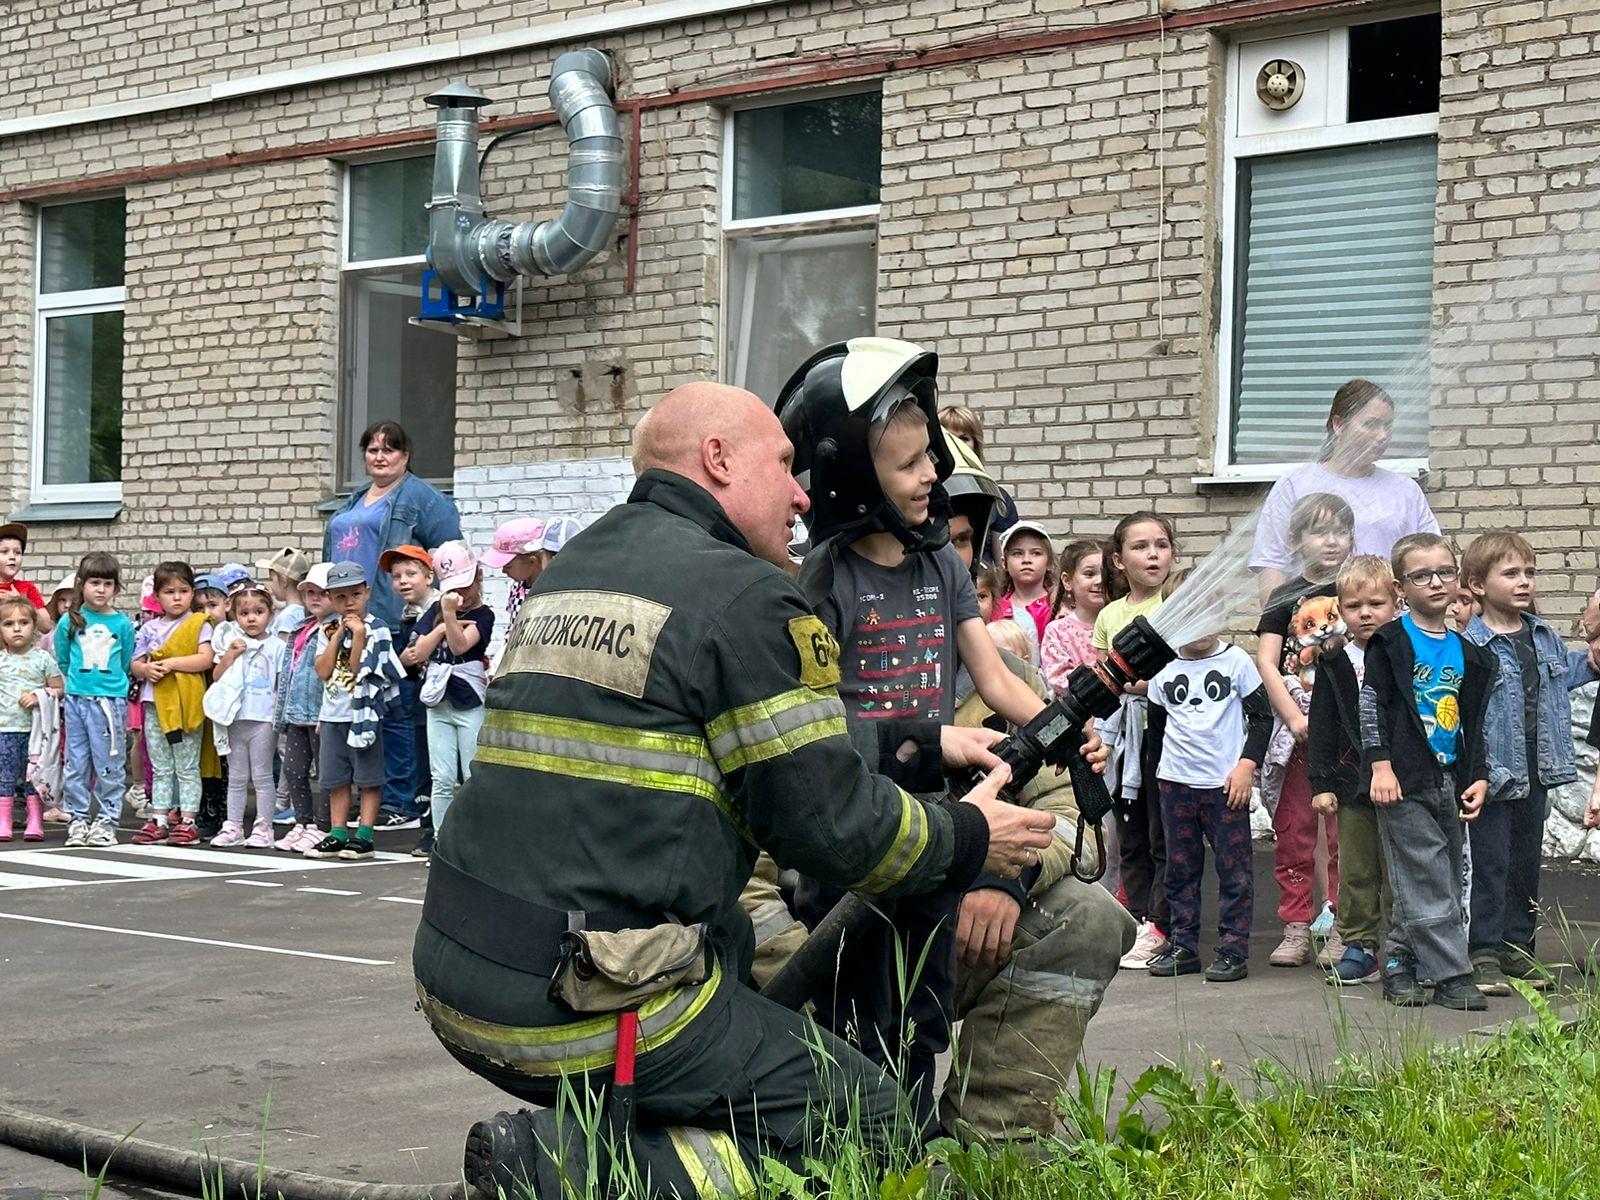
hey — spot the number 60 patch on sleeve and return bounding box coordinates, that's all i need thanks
[787,615,841,691]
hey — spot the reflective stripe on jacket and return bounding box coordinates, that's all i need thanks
[412,469,984,1065]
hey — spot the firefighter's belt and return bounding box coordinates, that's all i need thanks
[423,855,648,979]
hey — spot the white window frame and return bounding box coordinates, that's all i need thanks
[32,199,125,504]
[1206,8,1440,484]
[339,153,454,490]
[719,85,883,386]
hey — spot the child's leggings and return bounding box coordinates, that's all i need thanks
[0,730,29,800]
[142,702,201,818]
[225,719,278,828]
[1272,745,1339,924]
[62,696,127,824]
[428,704,486,832]
[280,723,329,830]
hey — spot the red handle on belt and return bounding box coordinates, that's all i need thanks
[614,1009,639,1087]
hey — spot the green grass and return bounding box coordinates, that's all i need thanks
[872,980,1600,1200]
[74,980,1600,1200]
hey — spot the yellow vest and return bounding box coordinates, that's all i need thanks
[149,613,210,738]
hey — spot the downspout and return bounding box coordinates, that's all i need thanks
[424,49,623,302]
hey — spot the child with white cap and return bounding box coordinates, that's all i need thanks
[407,541,495,837]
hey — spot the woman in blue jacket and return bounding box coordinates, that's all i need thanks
[324,421,463,631]
[324,420,462,826]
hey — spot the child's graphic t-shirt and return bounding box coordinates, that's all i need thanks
[809,544,979,723]
[1147,643,1263,787]
[52,611,136,697]
[0,647,58,732]
[1400,613,1465,765]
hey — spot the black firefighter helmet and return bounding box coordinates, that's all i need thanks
[773,337,955,553]
[943,430,1002,568]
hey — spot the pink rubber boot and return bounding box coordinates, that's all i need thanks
[24,795,44,841]
[0,797,12,842]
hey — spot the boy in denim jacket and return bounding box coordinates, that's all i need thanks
[1461,531,1598,995]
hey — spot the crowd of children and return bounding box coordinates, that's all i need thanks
[0,514,582,863]
[983,485,1600,1006]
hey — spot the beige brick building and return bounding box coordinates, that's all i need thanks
[0,0,1595,630]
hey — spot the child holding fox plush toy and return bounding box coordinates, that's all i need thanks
[1254,493,1355,968]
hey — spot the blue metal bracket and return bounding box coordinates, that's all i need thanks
[418,268,506,324]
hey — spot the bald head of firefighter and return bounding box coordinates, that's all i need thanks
[632,381,809,571]
[418,378,1054,1200]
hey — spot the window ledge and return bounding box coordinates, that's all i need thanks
[1192,458,1431,487]
[10,499,123,523]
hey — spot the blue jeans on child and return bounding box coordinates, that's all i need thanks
[381,679,425,819]
[426,703,485,833]
[63,696,127,825]
[1157,779,1254,958]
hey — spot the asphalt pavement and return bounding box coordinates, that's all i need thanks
[2,818,1596,1200]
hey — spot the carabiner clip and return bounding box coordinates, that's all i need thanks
[1068,814,1106,884]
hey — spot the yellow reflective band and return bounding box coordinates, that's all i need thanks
[850,788,929,893]
[417,961,723,1077]
[668,1126,753,1199]
[475,710,752,841]
[707,687,848,774]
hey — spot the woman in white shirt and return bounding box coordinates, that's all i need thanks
[1250,379,1440,602]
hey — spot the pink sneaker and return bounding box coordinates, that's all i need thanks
[210,821,246,848]
[274,823,306,851]
[292,824,324,853]
[244,820,275,849]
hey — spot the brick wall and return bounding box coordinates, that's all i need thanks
[0,0,1595,625]
[454,456,634,656]
[1431,0,1600,609]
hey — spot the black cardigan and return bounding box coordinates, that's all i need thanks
[1307,648,1364,802]
[1359,618,1494,795]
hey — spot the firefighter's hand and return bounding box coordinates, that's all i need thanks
[939,725,1005,772]
[960,765,1053,878]
[957,888,1021,970]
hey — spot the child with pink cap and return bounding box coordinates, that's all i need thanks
[405,541,495,839]
[481,516,546,624]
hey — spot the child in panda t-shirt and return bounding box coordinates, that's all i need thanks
[1144,634,1273,982]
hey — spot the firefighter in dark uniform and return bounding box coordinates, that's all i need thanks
[413,381,1056,1199]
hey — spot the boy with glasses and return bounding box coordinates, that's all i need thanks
[1360,533,1495,1010]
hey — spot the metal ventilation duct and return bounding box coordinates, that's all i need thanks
[424,49,623,299]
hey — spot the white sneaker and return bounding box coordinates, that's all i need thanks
[211,821,246,848]
[293,824,324,853]
[273,823,306,851]
[244,820,275,849]
[86,818,119,848]
[1119,921,1167,970]
[65,819,90,848]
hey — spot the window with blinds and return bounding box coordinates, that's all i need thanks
[1228,136,1437,465]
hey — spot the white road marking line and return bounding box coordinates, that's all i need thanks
[226,879,283,888]
[377,895,424,905]
[297,886,361,896]
[0,869,112,891]
[109,844,416,867]
[0,850,217,881]
[0,912,394,965]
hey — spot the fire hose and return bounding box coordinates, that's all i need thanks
[761,617,1174,1011]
